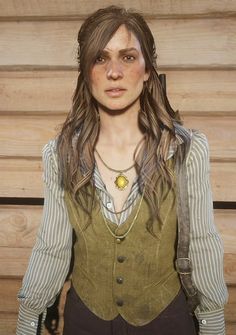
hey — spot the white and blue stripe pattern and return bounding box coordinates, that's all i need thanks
[16,131,228,335]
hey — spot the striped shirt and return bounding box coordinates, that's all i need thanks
[16,131,228,335]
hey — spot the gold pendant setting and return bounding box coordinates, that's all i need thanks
[115,174,129,190]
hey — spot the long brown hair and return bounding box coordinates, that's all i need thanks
[57,6,183,233]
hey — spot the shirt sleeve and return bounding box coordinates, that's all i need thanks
[16,139,73,335]
[186,131,228,335]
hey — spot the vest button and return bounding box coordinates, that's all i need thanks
[116,237,125,244]
[117,256,126,263]
[116,276,124,284]
[116,299,124,306]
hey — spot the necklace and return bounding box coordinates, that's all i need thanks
[97,189,139,215]
[95,149,135,191]
[100,188,145,243]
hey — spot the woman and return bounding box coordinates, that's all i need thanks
[16,6,228,335]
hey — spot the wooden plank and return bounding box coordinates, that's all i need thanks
[0,157,236,200]
[0,18,235,67]
[182,115,236,160]
[0,247,32,277]
[0,280,69,335]
[0,319,233,335]
[215,210,236,255]
[211,161,236,202]
[0,314,53,335]
[0,206,235,249]
[0,278,21,313]
[0,208,235,280]
[216,210,236,288]
[0,206,234,243]
[0,278,235,333]
[0,158,43,198]
[0,0,235,18]
[225,285,236,323]
[226,323,236,335]
[224,254,236,286]
[0,314,18,335]
[0,71,76,113]
[166,70,236,113]
[0,114,64,157]
[0,205,42,248]
[0,113,235,159]
[1,70,235,113]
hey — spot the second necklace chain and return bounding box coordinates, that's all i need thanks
[94,149,135,191]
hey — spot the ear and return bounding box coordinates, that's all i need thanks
[144,69,150,82]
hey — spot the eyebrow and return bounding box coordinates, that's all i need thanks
[101,47,139,55]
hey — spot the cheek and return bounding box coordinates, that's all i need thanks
[90,72,101,93]
[128,66,147,84]
[91,67,102,81]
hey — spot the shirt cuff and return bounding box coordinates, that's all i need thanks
[16,304,46,335]
[195,308,225,335]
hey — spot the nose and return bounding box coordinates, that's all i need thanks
[106,60,123,80]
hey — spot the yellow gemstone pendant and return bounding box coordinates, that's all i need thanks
[115,174,129,190]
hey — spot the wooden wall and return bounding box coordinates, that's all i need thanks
[0,1,235,334]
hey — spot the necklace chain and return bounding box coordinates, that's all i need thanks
[97,190,139,215]
[94,136,145,191]
[99,187,145,240]
[95,149,135,173]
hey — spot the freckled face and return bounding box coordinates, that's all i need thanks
[90,25,149,113]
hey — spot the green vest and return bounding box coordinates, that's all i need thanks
[64,179,180,326]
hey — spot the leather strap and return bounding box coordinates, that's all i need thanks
[175,136,200,312]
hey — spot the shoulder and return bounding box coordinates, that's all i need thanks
[187,130,209,166]
[42,138,59,171]
[174,123,209,164]
[41,138,61,188]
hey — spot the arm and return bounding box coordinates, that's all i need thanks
[16,140,73,335]
[186,131,228,335]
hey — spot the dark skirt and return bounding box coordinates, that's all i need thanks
[63,286,197,335]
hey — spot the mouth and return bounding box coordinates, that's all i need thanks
[105,88,126,97]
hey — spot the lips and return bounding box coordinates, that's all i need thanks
[105,87,126,97]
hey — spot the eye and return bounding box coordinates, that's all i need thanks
[95,55,106,64]
[123,55,136,62]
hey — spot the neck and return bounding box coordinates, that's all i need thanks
[98,107,144,146]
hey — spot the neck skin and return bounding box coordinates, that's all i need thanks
[97,102,144,147]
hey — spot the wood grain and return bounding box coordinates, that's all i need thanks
[0,207,235,281]
[0,0,235,331]
[0,314,18,335]
[0,158,43,198]
[225,285,236,323]
[182,115,236,160]
[2,246,235,285]
[1,70,235,113]
[0,114,64,157]
[0,113,235,159]
[0,247,31,277]
[0,18,235,67]
[0,71,76,113]
[210,161,236,202]
[0,205,41,248]
[0,278,21,313]
[166,70,236,114]
[226,323,236,335]
[215,210,236,255]
[0,278,235,334]
[0,157,235,200]
[1,207,234,247]
[224,254,236,286]
[1,0,236,18]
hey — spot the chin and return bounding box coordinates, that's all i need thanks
[99,98,140,113]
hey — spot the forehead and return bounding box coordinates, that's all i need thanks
[103,24,142,53]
